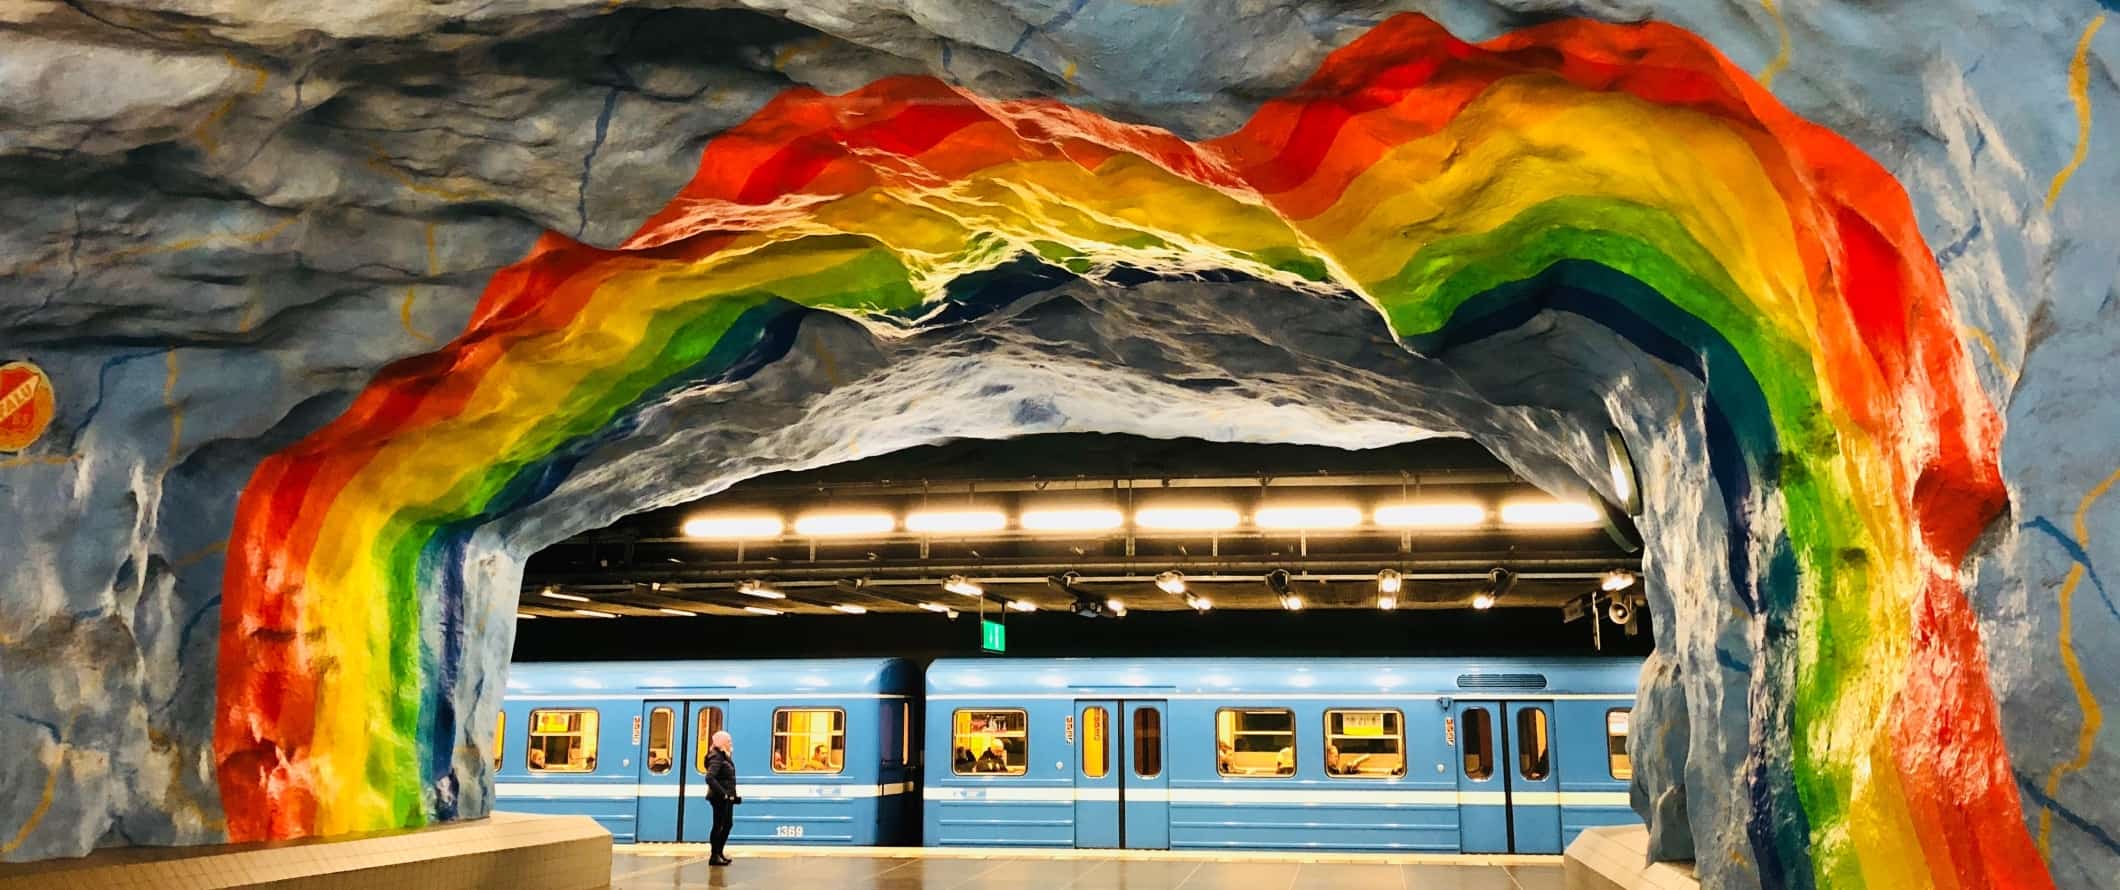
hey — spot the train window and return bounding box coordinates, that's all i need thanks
[1216,709,1295,777]
[1133,708,1162,778]
[645,708,675,775]
[772,708,846,774]
[1462,708,1494,780]
[493,711,505,771]
[693,706,725,774]
[1324,710,1405,778]
[1082,707,1111,778]
[1517,708,1551,780]
[951,709,1028,776]
[900,702,912,767]
[527,709,599,773]
[1607,709,1633,780]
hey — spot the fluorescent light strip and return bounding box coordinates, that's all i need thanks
[573,609,618,619]
[831,604,868,615]
[743,606,783,616]
[1019,508,1124,532]
[1253,504,1363,530]
[1134,506,1241,531]
[539,590,589,603]
[681,515,784,539]
[1374,502,1487,528]
[905,510,1007,534]
[1499,500,1600,526]
[658,608,697,617]
[792,512,895,536]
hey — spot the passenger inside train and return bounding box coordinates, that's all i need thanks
[975,739,1010,773]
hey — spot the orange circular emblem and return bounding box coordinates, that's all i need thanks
[0,361,56,452]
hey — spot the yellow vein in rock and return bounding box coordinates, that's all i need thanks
[0,752,59,855]
[1758,0,1792,88]
[164,350,184,467]
[2039,464,2120,856]
[2048,15,2106,210]
[401,222,440,346]
[1960,323,2015,383]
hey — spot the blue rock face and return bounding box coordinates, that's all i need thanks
[0,2,2114,888]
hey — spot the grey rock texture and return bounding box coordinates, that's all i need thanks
[0,2,2115,889]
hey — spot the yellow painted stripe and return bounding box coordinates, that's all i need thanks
[2038,465,2120,855]
[2047,15,2106,210]
[0,753,59,856]
[1759,0,1793,88]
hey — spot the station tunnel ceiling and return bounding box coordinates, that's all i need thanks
[0,4,2116,890]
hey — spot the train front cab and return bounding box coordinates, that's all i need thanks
[924,658,1640,854]
[497,658,920,846]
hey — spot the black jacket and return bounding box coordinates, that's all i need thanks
[704,748,738,802]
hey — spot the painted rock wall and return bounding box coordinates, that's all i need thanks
[0,3,2114,889]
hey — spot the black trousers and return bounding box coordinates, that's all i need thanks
[709,797,735,857]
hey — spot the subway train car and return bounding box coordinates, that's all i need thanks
[496,658,920,845]
[923,658,1641,854]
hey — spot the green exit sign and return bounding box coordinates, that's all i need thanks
[980,618,1006,653]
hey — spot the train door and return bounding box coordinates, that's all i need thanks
[1073,699,1169,849]
[636,701,685,841]
[1453,700,1563,853]
[1121,701,1169,850]
[1074,700,1120,847]
[674,701,729,843]
[1453,700,1509,852]
[1505,701,1562,854]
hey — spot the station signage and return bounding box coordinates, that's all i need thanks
[980,618,1006,653]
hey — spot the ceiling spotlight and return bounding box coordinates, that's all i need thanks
[540,589,589,603]
[1499,499,1600,526]
[1185,593,1212,611]
[1155,571,1187,595]
[1473,566,1516,611]
[1378,594,1398,611]
[1006,600,1037,612]
[682,514,785,539]
[516,612,537,620]
[1601,569,1639,592]
[735,580,786,600]
[1253,504,1363,530]
[831,604,868,615]
[793,512,896,536]
[1020,507,1125,532]
[743,606,784,616]
[1280,593,1304,611]
[1376,569,1403,595]
[1135,506,1241,531]
[658,607,697,617]
[1106,598,1128,617]
[906,510,1008,534]
[573,609,618,619]
[942,575,984,597]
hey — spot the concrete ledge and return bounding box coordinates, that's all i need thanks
[1565,825,1699,890]
[0,812,610,890]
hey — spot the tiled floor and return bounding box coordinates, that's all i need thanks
[609,848,1564,890]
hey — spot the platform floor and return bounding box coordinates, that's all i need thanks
[611,846,1564,890]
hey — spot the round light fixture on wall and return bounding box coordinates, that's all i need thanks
[1604,428,1643,517]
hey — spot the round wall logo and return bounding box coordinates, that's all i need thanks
[0,361,56,452]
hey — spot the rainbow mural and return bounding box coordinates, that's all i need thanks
[214,13,2050,889]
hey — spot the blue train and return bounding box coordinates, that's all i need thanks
[923,658,1640,854]
[497,656,1640,854]
[496,659,921,844]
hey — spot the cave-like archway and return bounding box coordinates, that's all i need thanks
[209,15,2040,890]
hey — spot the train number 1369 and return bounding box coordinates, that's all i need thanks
[775,825,805,838]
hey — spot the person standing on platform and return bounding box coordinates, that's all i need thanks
[704,730,741,866]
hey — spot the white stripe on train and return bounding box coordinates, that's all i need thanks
[492,783,1626,807]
